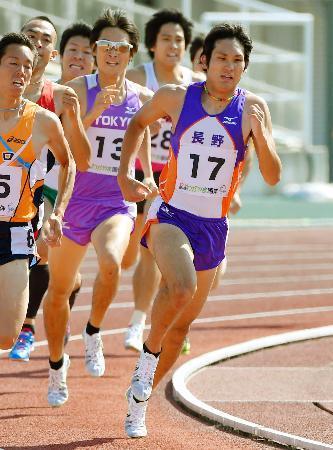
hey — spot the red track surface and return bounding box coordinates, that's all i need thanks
[1,226,333,449]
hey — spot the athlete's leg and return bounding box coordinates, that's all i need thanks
[144,223,197,354]
[211,258,227,291]
[0,260,29,349]
[153,267,217,387]
[43,236,88,362]
[90,214,133,327]
[24,197,53,327]
[121,213,144,270]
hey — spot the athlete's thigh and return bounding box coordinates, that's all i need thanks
[91,214,134,263]
[48,236,88,294]
[0,259,29,336]
[36,197,53,262]
[147,223,196,289]
[122,213,145,268]
[174,267,217,327]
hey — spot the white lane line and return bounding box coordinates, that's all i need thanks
[4,306,333,356]
[172,325,333,450]
[228,244,333,254]
[208,287,333,302]
[228,253,333,262]
[78,273,333,292]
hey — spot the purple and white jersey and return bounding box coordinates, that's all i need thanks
[70,74,141,204]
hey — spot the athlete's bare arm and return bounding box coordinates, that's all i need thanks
[118,85,186,202]
[126,65,146,86]
[244,93,281,186]
[53,83,91,172]
[33,109,76,246]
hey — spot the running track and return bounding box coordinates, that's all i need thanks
[1,226,333,449]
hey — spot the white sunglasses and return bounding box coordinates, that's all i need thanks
[96,40,133,53]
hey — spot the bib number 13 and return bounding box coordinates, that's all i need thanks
[190,154,225,180]
[96,136,123,160]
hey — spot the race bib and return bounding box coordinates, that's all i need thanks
[176,144,238,198]
[151,120,172,164]
[0,166,22,217]
[88,128,129,176]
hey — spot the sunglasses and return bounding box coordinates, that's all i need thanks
[96,40,133,53]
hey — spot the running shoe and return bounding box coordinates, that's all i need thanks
[124,324,144,352]
[9,331,35,362]
[131,349,159,401]
[125,387,148,438]
[82,329,105,377]
[181,335,191,355]
[47,353,70,407]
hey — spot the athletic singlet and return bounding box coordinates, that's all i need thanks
[159,82,247,218]
[0,101,46,222]
[135,61,193,172]
[37,79,59,191]
[69,73,141,201]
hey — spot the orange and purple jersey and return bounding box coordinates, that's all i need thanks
[0,101,46,223]
[159,82,248,218]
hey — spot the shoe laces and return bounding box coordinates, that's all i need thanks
[49,368,66,392]
[86,334,103,361]
[133,352,158,384]
[13,332,32,351]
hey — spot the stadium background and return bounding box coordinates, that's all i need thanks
[1,0,332,220]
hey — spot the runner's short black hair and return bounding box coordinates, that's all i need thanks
[145,8,193,59]
[0,32,38,68]
[189,34,205,62]
[59,22,92,56]
[90,8,139,56]
[202,23,252,69]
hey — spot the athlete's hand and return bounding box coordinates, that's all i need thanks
[62,88,80,119]
[93,85,120,115]
[118,174,152,202]
[42,213,63,247]
[248,103,265,138]
[229,191,242,215]
[142,176,159,199]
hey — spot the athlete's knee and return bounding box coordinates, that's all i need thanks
[99,252,121,281]
[45,282,72,307]
[0,335,16,350]
[168,281,197,310]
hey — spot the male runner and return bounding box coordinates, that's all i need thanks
[9,17,91,361]
[123,8,204,353]
[43,8,156,407]
[118,23,282,437]
[0,32,75,350]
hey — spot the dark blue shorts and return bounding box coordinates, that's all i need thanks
[141,198,228,271]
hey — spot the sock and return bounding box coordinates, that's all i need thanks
[49,357,63,370]
[86,321,100,336]
[26,264,49,318]
[143,342,161,358]
[69,285,81,310]
[22,323,35,335]
[130,310,147,326]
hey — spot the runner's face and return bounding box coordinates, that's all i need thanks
[0,44,34,96]
[151,22,186,67]
[61,36,94,80]
[22,19,57,70]
[94,27,132,77]
[204,38,245,93]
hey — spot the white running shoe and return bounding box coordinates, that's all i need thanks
[125,388,148,438]
[131,349,159,401]
[47,353,70,407]
[124,324,144,352]
[82,330,105,377]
